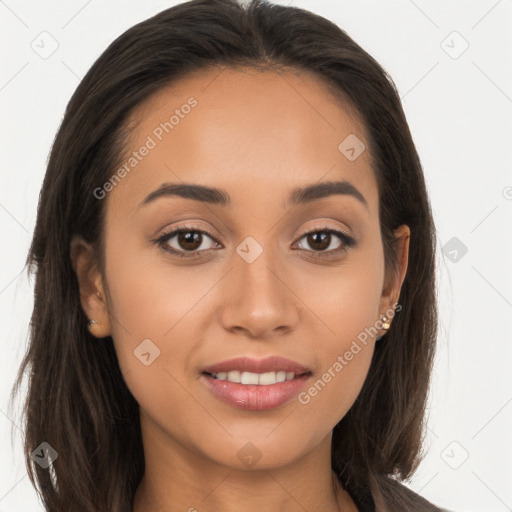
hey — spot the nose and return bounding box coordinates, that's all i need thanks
[218,243,300,340]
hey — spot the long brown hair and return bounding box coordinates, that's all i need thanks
[11,0,438,510]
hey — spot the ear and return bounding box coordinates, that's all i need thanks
[378,224,410,331]
[70,235,112,338]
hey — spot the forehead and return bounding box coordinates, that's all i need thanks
[107,66,378,216]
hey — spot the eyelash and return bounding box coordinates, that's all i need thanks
[153,223,356,260]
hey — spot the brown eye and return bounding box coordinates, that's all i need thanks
[295,228,355,255]
[156,227,221,258]
[305,232,331,251]
[176,231,203,251]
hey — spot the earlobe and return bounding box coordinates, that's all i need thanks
[70,235,112,338]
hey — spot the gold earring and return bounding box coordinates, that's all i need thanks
[376,315,391,341]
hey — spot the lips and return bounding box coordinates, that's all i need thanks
[202,355,311,376]
[200,356,312,411]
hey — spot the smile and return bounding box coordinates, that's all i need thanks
[207,370,298,385]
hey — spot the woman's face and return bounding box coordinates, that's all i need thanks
[78,67,408,471]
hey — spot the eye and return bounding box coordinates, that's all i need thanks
[154,226,221,258]
[293,224,356,257]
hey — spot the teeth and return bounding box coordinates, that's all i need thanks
[275,371,286,383]
[227,370,241,383]
[241,371,259,385]
[211,370,297,385]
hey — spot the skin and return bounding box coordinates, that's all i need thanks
[71,66,409,512]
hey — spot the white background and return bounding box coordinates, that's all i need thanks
[1,1,511,511]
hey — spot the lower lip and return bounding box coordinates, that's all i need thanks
[201,373,311,411]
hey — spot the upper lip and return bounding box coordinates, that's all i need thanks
[202,356,311,375]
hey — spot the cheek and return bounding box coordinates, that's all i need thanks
[292,254,383,421]
[102,232,206,397]
[103,228,216,343]
[296,303,378,434]
[301,336,375,417]
[103,250,202,434]
[296,252,384,341]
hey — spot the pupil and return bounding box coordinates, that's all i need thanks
[179,231,201,251]
[309,232,329,250]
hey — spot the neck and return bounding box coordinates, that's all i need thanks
[132,411,358,512]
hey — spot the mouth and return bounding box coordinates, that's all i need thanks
[200,356,313,411]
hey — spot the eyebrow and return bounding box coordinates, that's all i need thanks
[139,180,368,210]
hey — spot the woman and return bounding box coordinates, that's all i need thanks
[12,0,452,510]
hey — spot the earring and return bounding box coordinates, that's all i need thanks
[87,319,99,329]
[376,314,391,341]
